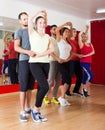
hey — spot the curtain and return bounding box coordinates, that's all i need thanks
[91,20,105,85]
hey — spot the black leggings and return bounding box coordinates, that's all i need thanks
[30,63,49,107]
[57,62,70,85]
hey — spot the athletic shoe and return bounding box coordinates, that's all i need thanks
[31,110,41,123]
[65,91,71,97]
[51,97,60,105]
[73,91,83,97]
[83,89,88,97]
[58,97,71,106]
[3,80,8,85]
[38,113,48,122]
[20,112,28,122]
[43,96,50,104]
[25,108,31,116]
[64,99,71,106]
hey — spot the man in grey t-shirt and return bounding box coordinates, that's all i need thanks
[14,12,35,122]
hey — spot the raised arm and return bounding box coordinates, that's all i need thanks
[78,25,89,48]
[28,10,47,34]
[56,22,72,42]
[3,32,11,44]
[85,25,89,35]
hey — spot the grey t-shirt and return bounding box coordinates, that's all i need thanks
[14,28,30,61]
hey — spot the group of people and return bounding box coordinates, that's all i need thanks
[2,32,18,84]
[4,10,95,123]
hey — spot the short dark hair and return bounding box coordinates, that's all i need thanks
[18,12,28,20]
[50,24,57,30]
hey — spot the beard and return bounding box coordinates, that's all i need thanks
[23,24,28,27]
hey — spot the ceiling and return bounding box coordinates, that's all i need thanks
[22,0,105,19]
[0,0,105,31]
[0,17,20,32]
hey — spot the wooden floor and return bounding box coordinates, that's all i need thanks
[0,84,105,130]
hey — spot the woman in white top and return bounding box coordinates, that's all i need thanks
[28,10,54,122]
[56,22,73,106]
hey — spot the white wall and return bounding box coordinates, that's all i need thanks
[0,0,89,59]
[0,0,88,30]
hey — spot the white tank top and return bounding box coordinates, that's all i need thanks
[58,39,72,59]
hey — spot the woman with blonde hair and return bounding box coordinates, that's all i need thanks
[78,25,95,97]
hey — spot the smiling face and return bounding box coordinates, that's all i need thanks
[62,28,70,39]
[72,29,77,38]
[19,13,28,27]
[35,16,46,31]
[81,32,88,42]
[50,26,57,35]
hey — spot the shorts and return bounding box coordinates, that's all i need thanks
[19,60,35,91]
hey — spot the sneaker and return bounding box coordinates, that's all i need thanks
[3,80,8,85]
[31,110,41,123]
[64,100,71,106]
[20,112,28,122]
[43,96,50,104]
[25,108,31,116]
[58,97,71,106]
[38,113,48,122]
[65,91,71,97]
[73,91,83,97]
[51,97,60,105]
[83,89,88,97]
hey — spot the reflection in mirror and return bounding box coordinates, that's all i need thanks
[0,16,20,86]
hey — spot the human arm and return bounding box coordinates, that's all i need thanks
[2,50,9,57]
[3,32,11,44]
[35,38,54,58]
[28,10,47,34]
[63,50,73,62]
[78,25,89,48]
[50,53,65,63]
[73,43,95,58]
[56,22,72,42]
[85,25,89,35]
[14,39,36,57]
[80,43,95,57]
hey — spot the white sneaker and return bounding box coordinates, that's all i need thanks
[58,97,71,106]
[65,100,71,106]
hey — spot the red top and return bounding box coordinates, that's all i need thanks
[69,39,81,60]
[3,49,8,61]
[8,42,18,59]
[80,43,93,63]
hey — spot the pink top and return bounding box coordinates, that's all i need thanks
[8,42,18,59]
[69,39,81,60]
[80,43,93,63]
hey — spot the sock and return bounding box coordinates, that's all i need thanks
[25,108,31,112]
[84,88,87,92]
[20,110,25,115]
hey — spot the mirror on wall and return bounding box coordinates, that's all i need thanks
[0,16,20,86]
